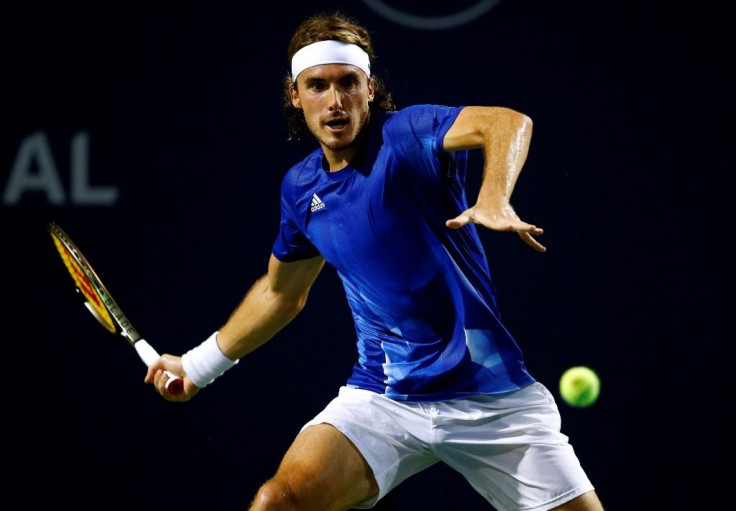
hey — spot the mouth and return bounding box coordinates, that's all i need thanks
[324,117,349,132]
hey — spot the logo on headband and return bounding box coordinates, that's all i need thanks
[360,0,502,30]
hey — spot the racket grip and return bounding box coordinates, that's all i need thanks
[134,339,184,395]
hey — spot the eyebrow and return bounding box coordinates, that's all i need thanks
[303,70,361,86]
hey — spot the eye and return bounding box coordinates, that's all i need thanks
[340,75,360,89]
[305,80,327,92]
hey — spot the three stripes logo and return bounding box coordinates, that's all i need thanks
[310,193,326,212]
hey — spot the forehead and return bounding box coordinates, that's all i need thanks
[297,63,367,83]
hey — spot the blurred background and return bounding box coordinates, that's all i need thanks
[3,1,729,509]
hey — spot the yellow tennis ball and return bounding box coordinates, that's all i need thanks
[559,366,600,407]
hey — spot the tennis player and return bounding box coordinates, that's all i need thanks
[146,11,605,511]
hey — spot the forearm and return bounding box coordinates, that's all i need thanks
[476,108,532,207]
[180,275,304,390]
[444,106,533,205]
[217,274,305,360]
[179,255,323,390]
[443,106,543,251]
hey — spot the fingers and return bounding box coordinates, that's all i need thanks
[445,213,470,229]
[518,231,547,253]
[447,208,546,252]
[143,363,160,384]
[153,368,169,391]
[152,368,183,401]
[143,354,195,401]
[447,208,541,234]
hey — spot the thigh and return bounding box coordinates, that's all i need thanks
[436,383,595,511]
[271,422,379,510]
[300,386,440,508]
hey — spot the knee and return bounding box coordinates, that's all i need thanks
[250,478,296,511]
[250,474,340,511]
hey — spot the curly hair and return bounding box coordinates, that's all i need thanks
[282,11,396,142]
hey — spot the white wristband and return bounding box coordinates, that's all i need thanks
[181,331,238,388]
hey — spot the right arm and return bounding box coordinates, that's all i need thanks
[145,253,325,400]
[218,253,325,359]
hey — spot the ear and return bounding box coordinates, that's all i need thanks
[367,77,375,103]
[290,83,302,109]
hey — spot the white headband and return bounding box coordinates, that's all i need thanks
[291,40,371,81]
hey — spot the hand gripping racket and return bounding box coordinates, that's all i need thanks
[48,221,184,395]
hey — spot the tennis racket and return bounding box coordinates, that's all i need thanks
[48,221,183,395]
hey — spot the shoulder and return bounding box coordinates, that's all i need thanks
[382,105,466,138]
[282,148,324,192]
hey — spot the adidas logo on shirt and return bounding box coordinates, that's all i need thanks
[310,193,326,212]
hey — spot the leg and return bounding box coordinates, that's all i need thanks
[249,423,379,511]
[551,490,604,510]
[434,384,603,510]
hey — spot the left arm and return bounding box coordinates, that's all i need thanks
[443,106,545,252]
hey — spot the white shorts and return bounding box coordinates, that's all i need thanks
[301,383,594,511]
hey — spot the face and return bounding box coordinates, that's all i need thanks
[291,64,375,157]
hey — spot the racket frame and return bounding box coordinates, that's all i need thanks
[48,221,183,394]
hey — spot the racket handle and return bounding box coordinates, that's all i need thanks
[134,339,184,395]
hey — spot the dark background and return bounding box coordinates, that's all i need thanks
[2,1,730,509]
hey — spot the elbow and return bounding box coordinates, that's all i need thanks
[274,292,310,321]
[503,107,532,131]
[522,115,533,140]
[521,113,533,133]
[292,294,310,316]
[506,108,533,140]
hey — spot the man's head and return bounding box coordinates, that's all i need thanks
[283,12,395,146]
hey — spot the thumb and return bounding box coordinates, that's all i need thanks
[144,360,163,384]
[446,211,471,229]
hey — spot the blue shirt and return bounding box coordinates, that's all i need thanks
[273,104,535,400]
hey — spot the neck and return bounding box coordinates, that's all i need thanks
[321,121,370,172]
[322,145,361,172]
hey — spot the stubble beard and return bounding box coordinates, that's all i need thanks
[311,108,371,152]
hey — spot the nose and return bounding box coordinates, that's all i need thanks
[327,85,343,111]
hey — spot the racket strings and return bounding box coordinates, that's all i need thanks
[51,234,117,333]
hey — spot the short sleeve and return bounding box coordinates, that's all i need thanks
[272,182,320,262]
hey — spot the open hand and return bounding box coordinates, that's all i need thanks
[446,204,546,253]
